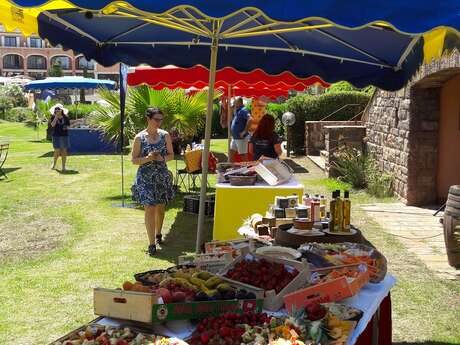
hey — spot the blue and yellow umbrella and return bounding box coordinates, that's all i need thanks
[1,0,459,249]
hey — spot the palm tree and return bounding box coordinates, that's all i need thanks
[90,85,220,144]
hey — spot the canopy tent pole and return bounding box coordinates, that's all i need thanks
[196,22,219,253]
[227,84,232,162]
[119,63,128,207]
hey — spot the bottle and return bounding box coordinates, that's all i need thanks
[319,195,327,220]
[302,193,312,206]
[329,191,337,231]
[342,190,351,232]
[334,190,343,232]
[311,197,321,222]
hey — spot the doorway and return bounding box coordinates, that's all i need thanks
[437,74,460,200]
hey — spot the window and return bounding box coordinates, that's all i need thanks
[50,56,71,70]
[4,36,18,47]
[29,37,43,48]
[76,56,95,70]
[3,54,23,69]
[27,55,47,70]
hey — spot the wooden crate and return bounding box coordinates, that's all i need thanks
[94,288,156,323]
[218,252,310,311]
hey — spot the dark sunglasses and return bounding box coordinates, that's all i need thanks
[152,117,164,122]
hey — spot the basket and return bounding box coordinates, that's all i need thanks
[228,174,257,186]
[183,194,215,215]
[133,269,168,286]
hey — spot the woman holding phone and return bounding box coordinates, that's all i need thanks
[49,103,71,171]
[131,107,175,256]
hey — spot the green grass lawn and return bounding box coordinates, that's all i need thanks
[0,122,459,344]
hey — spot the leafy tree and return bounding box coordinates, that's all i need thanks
[90,86,221,144]
[48,62,63,77]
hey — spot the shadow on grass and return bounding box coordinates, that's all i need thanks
[158,193,213,262]
[39,151,125,158]
[1,167,21,175]
[284,158,309,173]
[57,169,79,175]
[393,340,455,345]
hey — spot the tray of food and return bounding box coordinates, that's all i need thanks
[298,242,387,283]
[187,302,360,345]
[51,322,188,345]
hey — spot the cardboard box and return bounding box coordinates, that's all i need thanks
[204,239,252,257]
[94,288,263,324]
[218,252,310,311]
[254,159,292,186]
[283,263,370,314]
[177,252,233,274]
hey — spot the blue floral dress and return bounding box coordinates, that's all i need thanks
[132,131,175,206]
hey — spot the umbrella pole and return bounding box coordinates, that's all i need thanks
[196,32,219,253]
[227,84,232,162]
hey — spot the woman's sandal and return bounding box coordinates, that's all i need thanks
[147,244,157,256]
[156,234,163,245]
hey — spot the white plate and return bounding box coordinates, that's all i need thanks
[287,228,325,236]
[256,246,302,259]
[323,228,357,236]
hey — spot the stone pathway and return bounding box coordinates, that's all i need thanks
[361,203,460,280]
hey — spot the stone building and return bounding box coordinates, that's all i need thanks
[364,50,460,205]
[0,26,119,81]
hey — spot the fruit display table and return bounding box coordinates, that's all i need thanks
[213,178,304,241]
[55,274,395,345]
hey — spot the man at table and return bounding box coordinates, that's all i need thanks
[230,97,251,162]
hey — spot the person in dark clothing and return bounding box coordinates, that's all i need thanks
[49,104,71,171]
[249,114,282,161]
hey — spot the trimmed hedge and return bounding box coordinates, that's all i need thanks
[286,91,370,153]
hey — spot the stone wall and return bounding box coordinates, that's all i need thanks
[305,120,362,155]
[365,50,460,205]
[324,126,366,177]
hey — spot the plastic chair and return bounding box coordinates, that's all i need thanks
[0,143,9,179]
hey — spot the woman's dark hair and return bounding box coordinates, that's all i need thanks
[145,107,163,119]
[253,115,275,140]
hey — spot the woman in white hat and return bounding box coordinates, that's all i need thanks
[49,103,70,171]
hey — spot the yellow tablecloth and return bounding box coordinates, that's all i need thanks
[212,178,304,240]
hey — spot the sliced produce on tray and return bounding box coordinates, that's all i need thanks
[52,324,187,345]
[298,242,387,283]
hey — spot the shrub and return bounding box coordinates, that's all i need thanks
[332,145,394,197]
[67,103,98,119]
[266,102,287,137]
[0,97,13,119]
[286,91,370,153]
[326,81,376,96]
[366,159,394,197]
[6,107,37,124]
[332,146,368,189]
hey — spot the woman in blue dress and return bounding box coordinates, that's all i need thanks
[131,107,175,255]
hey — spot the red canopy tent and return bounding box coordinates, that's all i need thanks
[127,65,329,91]
[127,65,329,159]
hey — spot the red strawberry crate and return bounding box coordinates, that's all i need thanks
[218,252,310,311]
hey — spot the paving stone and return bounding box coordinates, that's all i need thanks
[361,202,459,280]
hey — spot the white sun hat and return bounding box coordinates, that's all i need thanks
[49,103,69,115]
